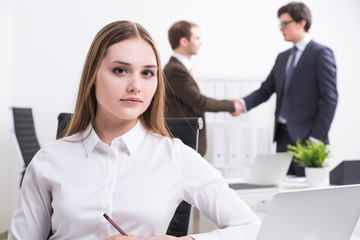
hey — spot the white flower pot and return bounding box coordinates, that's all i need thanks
[305,167,328,188]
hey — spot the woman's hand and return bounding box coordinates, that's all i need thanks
[102,234,194,240]
[146,236,194,240]
[101,234,145,240]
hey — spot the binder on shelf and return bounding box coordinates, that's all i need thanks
[228,126,241,167]
[330,160,360,185]
[214,82,226,121]
[241,127,253,166]
[212,126,226,166]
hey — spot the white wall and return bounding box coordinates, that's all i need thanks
[0,0,20,233]
[1,0,360,232]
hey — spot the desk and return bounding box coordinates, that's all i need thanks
[188,177,360,238]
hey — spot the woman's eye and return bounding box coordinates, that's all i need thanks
[142,70,155,77]
[113,68,126,74]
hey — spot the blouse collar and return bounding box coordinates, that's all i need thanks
[82,120,147,157]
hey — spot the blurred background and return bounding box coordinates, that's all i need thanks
[1,0,359,233]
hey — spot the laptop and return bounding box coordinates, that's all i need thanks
[257,184,360,240]
[229,153,292,190]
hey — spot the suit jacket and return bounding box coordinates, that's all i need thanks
[244,40,338,144]
[163,57,234,156]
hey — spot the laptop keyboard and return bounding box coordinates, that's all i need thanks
[229,183,276,190]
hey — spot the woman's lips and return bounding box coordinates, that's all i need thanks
[120,97,143,105]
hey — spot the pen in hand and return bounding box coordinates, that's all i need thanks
[103,213,128,236]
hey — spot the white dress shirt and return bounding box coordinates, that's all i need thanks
[9,121,261,240]
[286,34,312,71]
[172,51,192,72]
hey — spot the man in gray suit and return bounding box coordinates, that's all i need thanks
[164,21,242,156]
[240,2,338,176]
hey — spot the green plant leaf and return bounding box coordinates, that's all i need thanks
[286,140,329,168]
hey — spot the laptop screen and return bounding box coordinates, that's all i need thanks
[257,185,360,240]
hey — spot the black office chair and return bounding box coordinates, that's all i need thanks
[55,113,203,237]
[10,107,41,187]
[164,117,203,237]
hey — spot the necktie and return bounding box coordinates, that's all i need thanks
[279,46,298,120]
[189,67,194,76]
[284,46,298,91]
[189,67,196,81]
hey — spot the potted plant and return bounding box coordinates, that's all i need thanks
[287,140,330,187]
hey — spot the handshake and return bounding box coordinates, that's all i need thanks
[230,99,244,117]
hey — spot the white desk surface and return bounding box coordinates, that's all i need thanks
[189,177,360,238]
[226,175,341,193]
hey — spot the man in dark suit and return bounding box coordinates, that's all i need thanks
[164,20,242,156]
[240,2,338,176]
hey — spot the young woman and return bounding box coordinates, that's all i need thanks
[9,21,261,240]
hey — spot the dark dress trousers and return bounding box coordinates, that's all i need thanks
[163,57,234,156]
[243,40,338,174]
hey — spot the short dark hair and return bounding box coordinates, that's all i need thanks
[168,20,198,50]
[278,2,312,32]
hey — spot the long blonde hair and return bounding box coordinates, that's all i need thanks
[66,21,170,138]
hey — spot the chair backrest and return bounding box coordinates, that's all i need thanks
[165,118,203,152]
[11,107,41,167]
[55,113,202,237]
[10,107,41,187]
[164,117,203,237]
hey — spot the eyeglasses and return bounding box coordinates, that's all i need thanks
[279,20,295,28]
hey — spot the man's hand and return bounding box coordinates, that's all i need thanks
[230,98,243,117]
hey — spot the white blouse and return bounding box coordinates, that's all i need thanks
[9,121,261,240]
